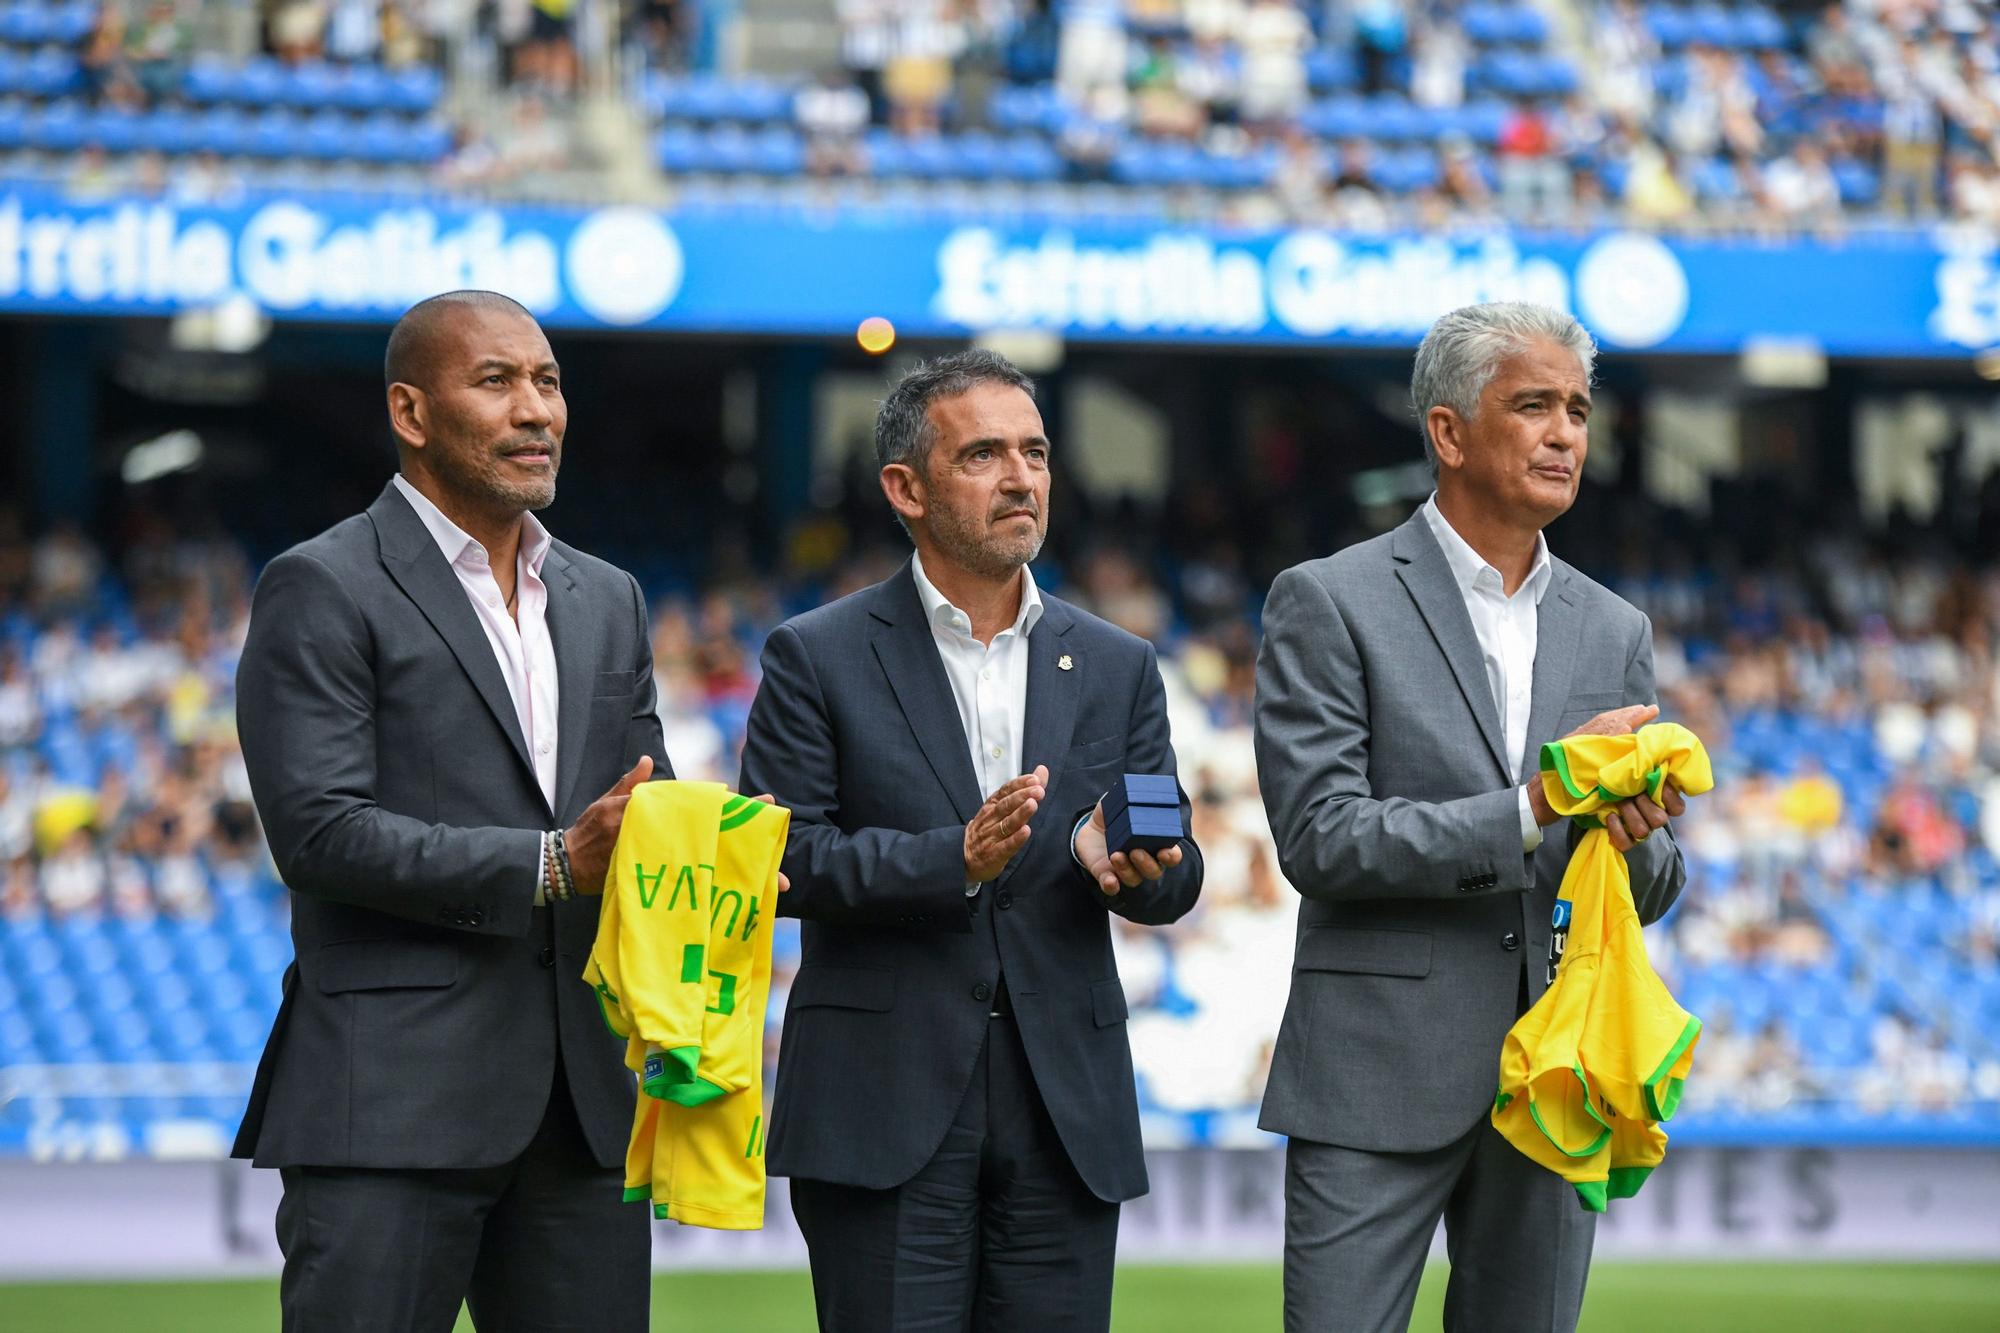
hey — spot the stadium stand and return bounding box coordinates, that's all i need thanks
[2,510,1997,1155]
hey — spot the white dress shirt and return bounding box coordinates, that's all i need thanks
[1421,494,1552,854]
[911,551,1042,890]
[392,474,562,901]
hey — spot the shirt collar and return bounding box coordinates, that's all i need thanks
[392,473,552,576]
[910,550,1043,641]
[1421,493,1552,603]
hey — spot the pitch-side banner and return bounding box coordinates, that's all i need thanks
[1,1148,1996,1275]
[0,184,1994,355]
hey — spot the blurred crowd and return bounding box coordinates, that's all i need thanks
[2,497,1997,1131]
[797,0,2000,229]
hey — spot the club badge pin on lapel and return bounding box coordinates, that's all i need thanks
[1058,654,1074,671]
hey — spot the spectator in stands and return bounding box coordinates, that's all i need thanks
[42,828,107,918]
[1408,21,1467,111]
[1235,0,1312,133]
[881,0,964,137]
[1948,151,2000,223]
[1762,140,1845,232]
[1497,98,1568,222]
[1056,0,1132,103]
[1621,135,1695,225]
[838,0,895,118]
[1591,0,1657,124]
[268,0,329,65]
[1329,137,1392,228]
[798,69,871,176]
[1132,37,1208,140]
[1881,38,1944,216]
[78,5,140,108]
[514,0,581,96]
[124,0,189,106]
[1351,0,1405,95]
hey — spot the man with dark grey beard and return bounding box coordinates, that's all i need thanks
[740,349,1205,1331]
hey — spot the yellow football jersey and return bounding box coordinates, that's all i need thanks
[1493,723,1714,1212]
[583,781,789,1230]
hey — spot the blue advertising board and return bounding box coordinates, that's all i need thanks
[0,183,1994,357]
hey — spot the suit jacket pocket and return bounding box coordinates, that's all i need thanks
[788,964,897,1013]
[1090,978,1128,1027]
[593,669,637,699]
[1293,926,1432,978]
[315,939,460,993]
[1069,734,1123,768]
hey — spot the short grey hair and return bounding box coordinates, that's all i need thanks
[1410,302,1597,474]
[875,349,1037,537]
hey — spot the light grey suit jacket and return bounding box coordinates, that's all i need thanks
[1254,509,1686,1154]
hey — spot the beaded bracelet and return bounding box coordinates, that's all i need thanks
[542,832,566,904]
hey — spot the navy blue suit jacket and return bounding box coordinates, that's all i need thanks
[739,561,1203,1203]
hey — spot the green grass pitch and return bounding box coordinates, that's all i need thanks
[1,1263,1995,1331]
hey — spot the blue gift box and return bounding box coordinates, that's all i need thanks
[1102,772,1184,854]
[1106,803,1184,854]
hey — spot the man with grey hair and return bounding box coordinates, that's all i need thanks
[1253,301,1694,1330]
[740,348,1204,1330]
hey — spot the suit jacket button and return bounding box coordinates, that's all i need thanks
[539,945,556,968]
[467,911,484,927]
[996,892,1012,910]
[972,983,992,1003]
[1501,932,1521,951]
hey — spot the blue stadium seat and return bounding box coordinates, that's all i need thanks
[654,123,705,173]
[193,106,250,157]
[0,98,30,151]
[136,104,199,155]
[0,0,55,46]
[46,0,92,45]
[234,57,287,109]
[0,46,24,95]
[1362,93,1425,142]
[24,98,88,153]
[300,109,351,161]
[246,107,301,158]
[326,61,386,112]
[998,134,1061,182]
[1647,5,1694,49]
[1737,7,1786,49]
[1301,96,1367,140]
[387,65,441,114]
[299,61,356,112]
[21,47,79,99]
[748,125,802,175]
[1832,159,1879,206]
[1305,48,1359,93]
[182,53,238,105]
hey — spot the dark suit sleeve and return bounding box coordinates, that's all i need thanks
[741,622,972,930]
[1623,615,1687,925]
[1073,640,1204,926]
[624,572,674,782]
[236,551,543,938]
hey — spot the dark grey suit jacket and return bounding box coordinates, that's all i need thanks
[232,481,672,1171]
[1254,510,1686,1154]
[739,562,1204,1204]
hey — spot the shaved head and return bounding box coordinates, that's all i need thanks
[385,290,538,392]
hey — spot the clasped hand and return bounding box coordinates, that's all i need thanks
[1524,703,1688,852]
[564,757,791,895]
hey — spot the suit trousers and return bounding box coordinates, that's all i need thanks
[788,1012,1121,1333]
[1283,1116,1596,1333]
[274,1058,650,1333]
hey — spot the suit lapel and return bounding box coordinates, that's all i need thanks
[369,482,544,811]
[870,565,983,824]
[1520,568,1583,783]
[994,600,1079,893]
[1391,514,1512,780]
[542,547,594,821]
